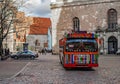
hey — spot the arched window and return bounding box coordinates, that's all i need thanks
[108,9,117,29]
[73,17,80,32]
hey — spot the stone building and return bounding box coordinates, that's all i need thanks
[26,17,51,51]
[51,0,120,54]
[14,15,51,51]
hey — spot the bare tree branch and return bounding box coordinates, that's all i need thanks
[0,0,26,57]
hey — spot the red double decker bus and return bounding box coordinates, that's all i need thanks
[59,31,99,68]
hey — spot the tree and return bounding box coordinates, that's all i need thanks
[0,0,25,59]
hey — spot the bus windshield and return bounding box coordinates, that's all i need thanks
[66,39,98,52]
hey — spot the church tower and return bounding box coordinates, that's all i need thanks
[51,0,120,54]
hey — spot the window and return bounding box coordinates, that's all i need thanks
[73,17,80,32]
[108,9,117,29]
[35,39,39,46]
[66,39,98,52]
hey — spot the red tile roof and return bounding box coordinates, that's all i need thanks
[29,17,51,35]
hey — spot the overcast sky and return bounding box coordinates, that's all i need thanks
[20,0,51,18]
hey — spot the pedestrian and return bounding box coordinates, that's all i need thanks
[5,48,7,56]
[7,48,10,55]
[38,50,41,54]
[42,48,44,55]
[44,48,46,55]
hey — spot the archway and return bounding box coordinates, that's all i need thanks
[108,36,118,54]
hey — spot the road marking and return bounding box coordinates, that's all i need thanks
[9,62,31,79]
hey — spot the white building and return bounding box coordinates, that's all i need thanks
[26,17,51,51]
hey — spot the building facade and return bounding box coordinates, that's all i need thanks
[26,17,51,51]
[1,2,17,52]
[13,12,33,51]
[51,0,120,54]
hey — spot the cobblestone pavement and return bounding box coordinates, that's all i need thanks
[0,58,28,80]
[0,54,120,84]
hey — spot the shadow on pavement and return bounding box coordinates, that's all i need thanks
[65,67,95,71]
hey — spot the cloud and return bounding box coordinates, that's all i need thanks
[21,0,51,17]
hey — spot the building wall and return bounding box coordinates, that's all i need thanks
[26,35,48,50]
[28,17,51,51]
[98,32,120,54]
[14,12,33,51]
[3,24,14,52]
[7,25,14,52]
[51,0,120,53]
[48,28,52,50]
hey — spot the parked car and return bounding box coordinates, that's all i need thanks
[116,50,120,55]
[11,50,38,59]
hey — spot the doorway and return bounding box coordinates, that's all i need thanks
[108,36,118,54]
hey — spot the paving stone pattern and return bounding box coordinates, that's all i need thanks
[1,54,120,84]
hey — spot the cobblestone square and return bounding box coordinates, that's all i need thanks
[0,54,120,84]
